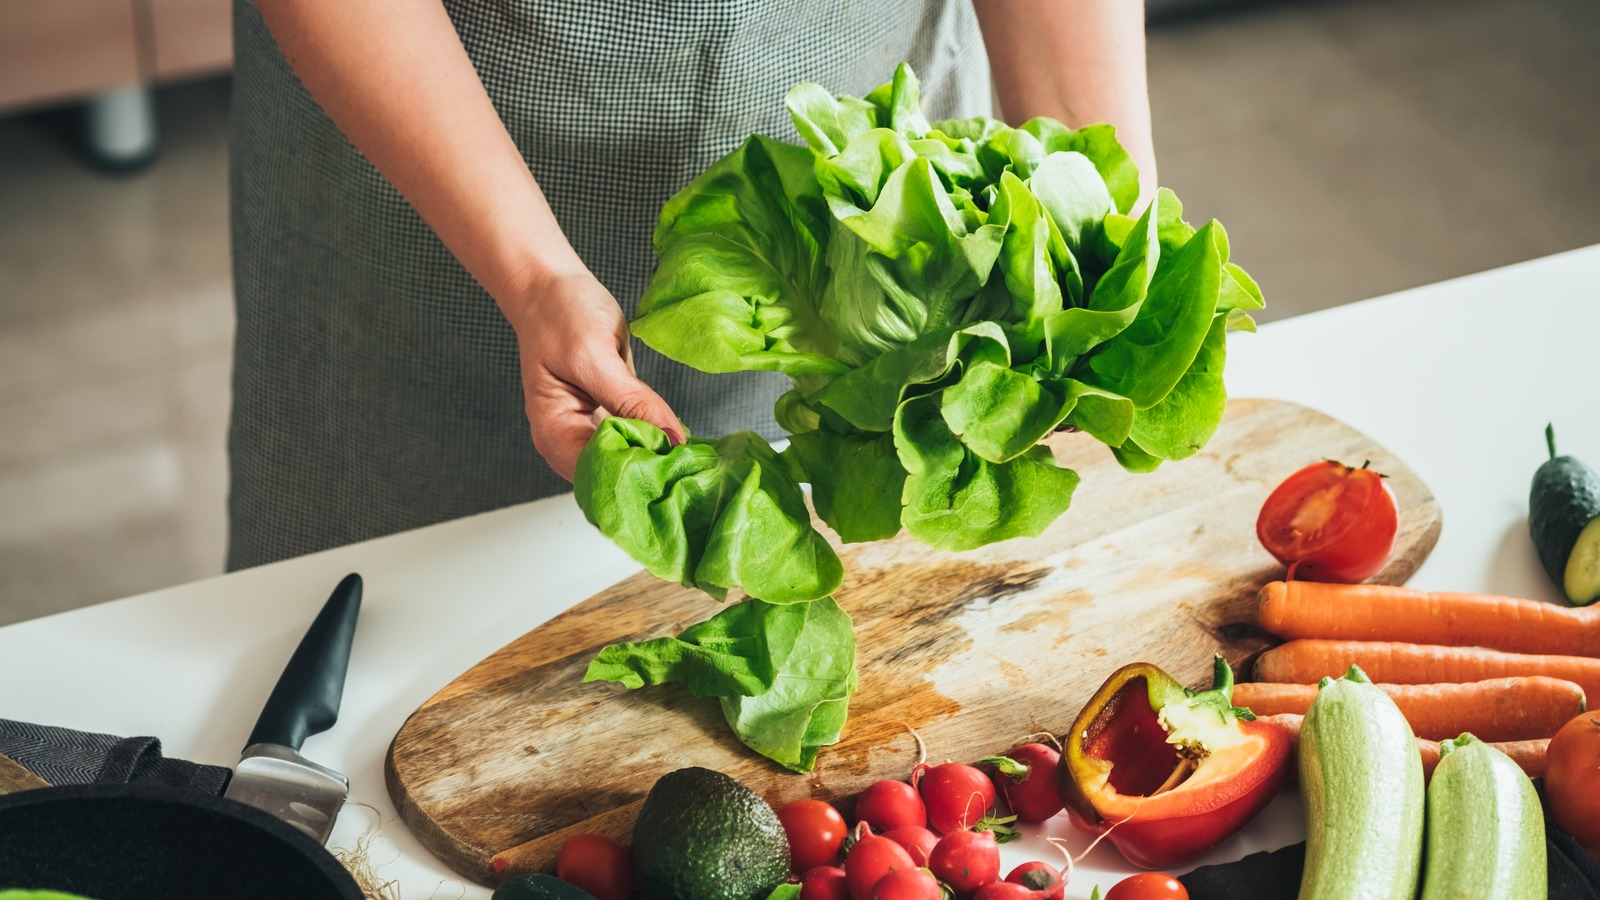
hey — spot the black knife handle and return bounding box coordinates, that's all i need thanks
[246,573,363,751]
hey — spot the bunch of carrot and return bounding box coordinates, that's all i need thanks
[1242,580,1597,778]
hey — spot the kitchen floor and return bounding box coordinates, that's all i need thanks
[2,0,1597,627]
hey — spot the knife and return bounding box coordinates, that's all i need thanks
[224,572,362,844]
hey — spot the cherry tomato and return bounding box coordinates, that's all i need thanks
[800,865,851,900]
[869,867,943,900]
[780,798,850,871]
[1105,873,1189,900]
[1256,460,1398,583]
[854,780,927,832]
[1546,711,1600,855]
[554,832,632,900]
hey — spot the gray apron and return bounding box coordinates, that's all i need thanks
[227,0,993,570]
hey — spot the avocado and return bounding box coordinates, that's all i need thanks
[1530,425,1600,605]
[631,766,790,900]
[491,874,597,900]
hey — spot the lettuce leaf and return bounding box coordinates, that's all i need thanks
[573,418,841,604]
[585,597,856,773]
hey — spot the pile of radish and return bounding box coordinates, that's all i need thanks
[543,740,1194,900]
[765,735,1193,900]
[778,743,1076,900]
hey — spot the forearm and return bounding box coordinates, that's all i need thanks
[253,0,583,311]
[974,0,1157,201]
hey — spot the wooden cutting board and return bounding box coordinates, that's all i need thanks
[386,399,1442,883]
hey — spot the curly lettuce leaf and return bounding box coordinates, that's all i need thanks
[1127,307,1232,462]
[895,391,1080,550]
[585,595,810,696]
[808,322,1008,433]
[631,135,844,377]
[721,598,857,772]
[781,429,906,543]
[585,597,857,772]
[573,418,841,603]
[1020,119,1142,215]
[819,156,1007,366]
[1079,191,1226,410]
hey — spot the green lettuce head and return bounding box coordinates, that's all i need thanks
[573,62,1263,774]
[597,62,1261,593]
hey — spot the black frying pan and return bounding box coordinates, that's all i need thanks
[0,575,366,900]
[0,783,362,899]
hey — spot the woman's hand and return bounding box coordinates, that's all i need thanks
[505,270,682,481]
[254,0,671,481]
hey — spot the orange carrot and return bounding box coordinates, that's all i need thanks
[1260,713,1549,781]
[1257,581,1600,657]
[1233,677,1586,742]
[1253,640,1600,706]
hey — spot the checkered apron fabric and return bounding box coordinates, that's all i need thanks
[226,0,993,570]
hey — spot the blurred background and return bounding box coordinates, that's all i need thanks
[2,0,1597,627]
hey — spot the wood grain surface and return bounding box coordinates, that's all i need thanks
[386,399,1443,883]
[0,752,50,797]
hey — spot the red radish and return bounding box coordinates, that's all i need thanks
[981,744,1064,823]
[844,830,916,900]
[869,867,943,900]
[974,884,1041,900]
[882,825,939,867]
[800,865,851,900]
[913,762,996,833]
[928,828,1001,896]
[1006,860,1066,899]
[855,780,927,832]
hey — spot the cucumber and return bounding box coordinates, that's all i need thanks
[1297,666,1424,900]
[1529,424,1600,605]
[492,874,598,900]
[1420,734,1546,900]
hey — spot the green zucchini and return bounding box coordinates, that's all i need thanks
[1530,424,1600,605]
[1420,734,1546,900]
[492,874,598,900]
[1297,666,1425,900]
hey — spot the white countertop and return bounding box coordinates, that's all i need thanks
[4,245,1598,897]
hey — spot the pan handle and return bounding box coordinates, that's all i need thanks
[245,574,363,751]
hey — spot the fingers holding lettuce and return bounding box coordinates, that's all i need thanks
[506,270,684,482]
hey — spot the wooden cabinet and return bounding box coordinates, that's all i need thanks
[0,0,143,112]
[146,0,233,81]
[0,0,231,115]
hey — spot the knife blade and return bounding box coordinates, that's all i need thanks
[224,572,362,844]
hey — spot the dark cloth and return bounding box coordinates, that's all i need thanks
[1180,803,1600,899]
[0,719,230,796]
[226,0,994,570]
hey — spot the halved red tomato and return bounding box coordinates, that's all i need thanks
[1256,460,1398,583]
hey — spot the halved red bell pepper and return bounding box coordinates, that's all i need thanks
[1057,655,1292,869]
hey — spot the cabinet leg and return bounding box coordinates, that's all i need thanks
[83,85,159,171]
